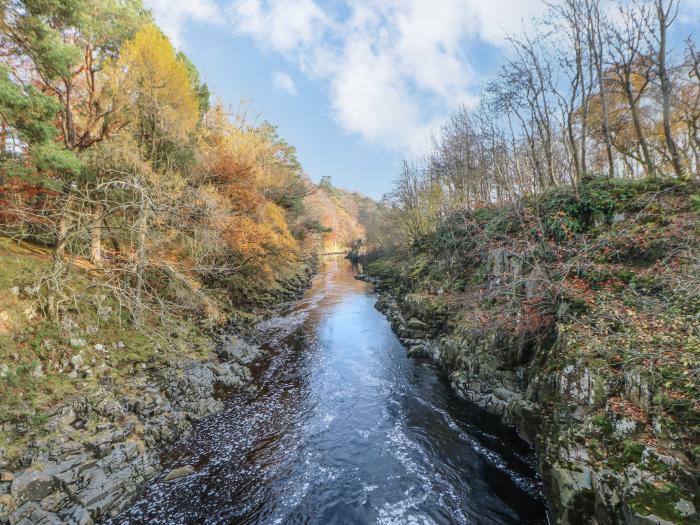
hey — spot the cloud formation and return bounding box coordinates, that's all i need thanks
[227,0,546,152]
[145,0,222,47]
[147,0,548,150]
[272,71,299,96]
[228,0,328,53]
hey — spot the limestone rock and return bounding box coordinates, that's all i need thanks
[11,470,59,503]
[63,505,93,525]
[218,335,261,365]
[674,498,695,517]
[164,465,195,481]
[629,513,676,525]
[70,355,84,370]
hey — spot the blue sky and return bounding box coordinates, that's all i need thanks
[145,0,700,199]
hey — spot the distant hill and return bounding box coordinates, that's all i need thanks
[300,177,383,254]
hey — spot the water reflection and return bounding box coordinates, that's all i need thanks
[115,257,547,524]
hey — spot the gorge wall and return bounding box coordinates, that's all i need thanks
[359,178,700,525]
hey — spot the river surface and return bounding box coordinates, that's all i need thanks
[116,257,548,524]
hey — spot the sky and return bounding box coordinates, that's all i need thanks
[144,0,700,199]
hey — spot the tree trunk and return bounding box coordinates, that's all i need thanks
[48,205,70,320]
[595,55,615,178]
[90,202,103,265]
[130,188,148,326]
[587,0,615,177]
[656,0,685,179]
[623,78,655,178]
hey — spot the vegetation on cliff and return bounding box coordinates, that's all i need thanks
[367,177,698,518]
[360,1,699,523]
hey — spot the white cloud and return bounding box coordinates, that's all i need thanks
[272,71,299,96]
[228,0,328,53]
[145,0,222,47]
[466,0,547,43]
[226,0,547,151]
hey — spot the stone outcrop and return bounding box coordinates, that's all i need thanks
[359,250,699,525]
[0,337,263,525]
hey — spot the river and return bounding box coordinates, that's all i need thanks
[115,257,548,524]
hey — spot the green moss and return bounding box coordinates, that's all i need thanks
[622,440,644,464]
[591,414,613,434]
[629,483,690,524]
[690,194,700,212]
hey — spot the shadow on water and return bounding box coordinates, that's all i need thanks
[113,257,548,525]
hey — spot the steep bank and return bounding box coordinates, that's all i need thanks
[0,239,314,524]
[360,178,699,525]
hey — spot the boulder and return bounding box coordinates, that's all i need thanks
[70,355,84,370]
[62,505,93,525]
[164,465,195,482]
[546,463,595,522]
[11,470,59,503]
[218,336,261,365]
[45,407,77,432]
[674,499,696,518]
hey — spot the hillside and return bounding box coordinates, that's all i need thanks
[300,177,384,254]
[0,2,359,521]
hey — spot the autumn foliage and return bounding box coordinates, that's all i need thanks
[0,2,334,319]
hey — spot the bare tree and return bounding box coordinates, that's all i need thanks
[585,0,616,178]
[651,0,685,178]
[608,2,656,178]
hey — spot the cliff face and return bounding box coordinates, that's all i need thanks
[361,178,700,525]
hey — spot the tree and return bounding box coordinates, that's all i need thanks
[0,66,80,180]
[585,0,615,178]
[108,23,200,170]
[651,0,685,179]
[608,3,656,178]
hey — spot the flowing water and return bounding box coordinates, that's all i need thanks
[116,257,548,524]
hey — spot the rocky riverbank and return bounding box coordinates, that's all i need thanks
[358,230,699,525]
[355,179,700,525]
[0,335,261,524]
[0,258,315,525]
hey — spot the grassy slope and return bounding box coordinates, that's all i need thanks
[0,230,315,471]
[0,237,217,467]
